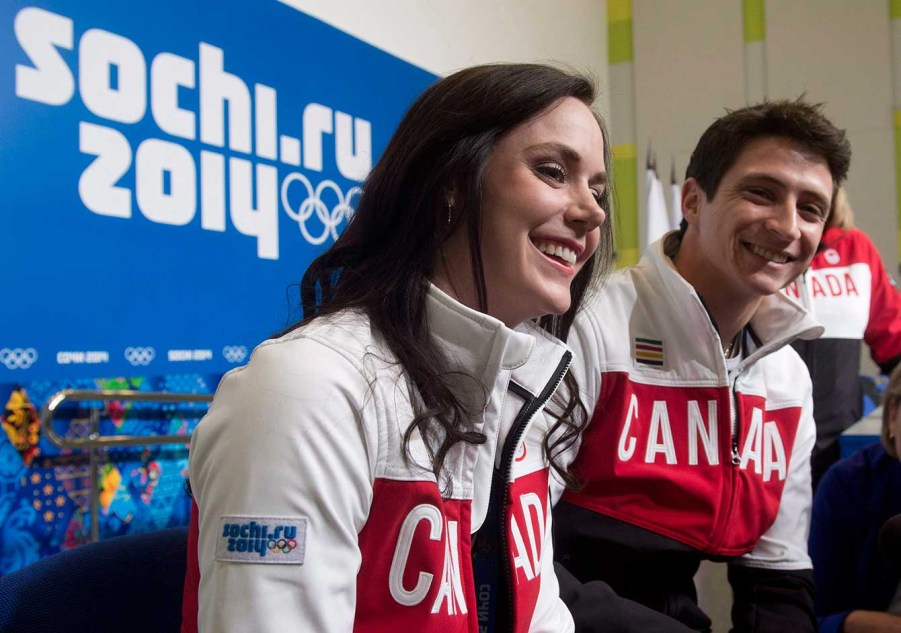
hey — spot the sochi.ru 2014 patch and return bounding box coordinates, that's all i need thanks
[215,516,308,564]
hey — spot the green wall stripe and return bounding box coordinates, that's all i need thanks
[743,0,766,42]
[608,19,633,65]
[892,0,901,20]
[608,0,633,65]
[612,145,638,267]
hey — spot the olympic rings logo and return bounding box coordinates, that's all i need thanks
[267,538,298,554]
[222,345,248,363]
[124,346,155,366]
[0,348,38,370]
[281,173,361,246]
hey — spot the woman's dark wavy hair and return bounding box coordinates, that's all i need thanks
[293,63,614,488]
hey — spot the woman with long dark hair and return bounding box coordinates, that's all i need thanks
[181,63,614,633]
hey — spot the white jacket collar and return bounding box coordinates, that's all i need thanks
[425,284,570,392]
[647,236,824,358]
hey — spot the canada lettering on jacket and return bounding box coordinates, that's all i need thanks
[388,495,545,616]
[784,271,859,299]
[617,394,787,481]
[509,492,545,582]
[389,504,468,616]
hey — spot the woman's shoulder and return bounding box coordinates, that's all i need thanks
[273,309,399,366]
[220,310,390,400]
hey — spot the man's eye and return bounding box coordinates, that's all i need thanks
[746,187,771,200]
[800,205,825,219]
[536,163,566,182]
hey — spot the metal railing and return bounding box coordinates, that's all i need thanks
[40,389,213,542]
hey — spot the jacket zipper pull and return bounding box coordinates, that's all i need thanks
[731,440,740,465]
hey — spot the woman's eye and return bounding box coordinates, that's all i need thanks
[536,163,566,183]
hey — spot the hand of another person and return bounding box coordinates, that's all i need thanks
[843,610,901,633]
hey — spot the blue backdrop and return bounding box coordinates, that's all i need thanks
[0,0,435,574]
[1,0,436,380]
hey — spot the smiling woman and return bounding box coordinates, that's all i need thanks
[180,63,615,633]
[434,96,608,328]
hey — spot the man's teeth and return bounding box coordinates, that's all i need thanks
[749,243,789,264]
[536,242,577,265]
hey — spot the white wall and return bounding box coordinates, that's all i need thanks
[277,0,610,114]
[631,0,897,279]
[279,0,896,277]
[279,0,899,367]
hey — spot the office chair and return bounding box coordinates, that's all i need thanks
[0,527,188,633]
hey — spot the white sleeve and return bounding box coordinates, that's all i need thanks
[735,386,815,570]
[189,339,375,632]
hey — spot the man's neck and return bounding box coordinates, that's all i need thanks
[695,289,761,349]
[666,233,761,349]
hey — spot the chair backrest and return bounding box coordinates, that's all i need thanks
[0,527,188,633]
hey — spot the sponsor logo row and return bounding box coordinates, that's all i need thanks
[0,345,249,370]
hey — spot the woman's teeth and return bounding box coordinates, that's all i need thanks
[536,241,577,265]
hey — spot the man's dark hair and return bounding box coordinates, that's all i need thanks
[685,98,851,199]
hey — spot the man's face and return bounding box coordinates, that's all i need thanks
[680,135,833,303]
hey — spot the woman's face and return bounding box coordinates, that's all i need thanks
[435,97,607,328]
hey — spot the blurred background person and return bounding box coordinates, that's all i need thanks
[789,188,901,489]
[809,363,901,633]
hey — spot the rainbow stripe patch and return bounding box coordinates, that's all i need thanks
[634,337,664,367]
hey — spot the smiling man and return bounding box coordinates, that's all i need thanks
[555,100,851,632]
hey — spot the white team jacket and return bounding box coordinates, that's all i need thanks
[563,237,823,569]
[181,285,575,633]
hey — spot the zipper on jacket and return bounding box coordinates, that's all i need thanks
[708,368,742,552]
[729,376,740,466]
[476,351,571,633]
[727,328,747,466]
[716,331,746,551]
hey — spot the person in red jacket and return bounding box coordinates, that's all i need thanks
[786,189,901,488]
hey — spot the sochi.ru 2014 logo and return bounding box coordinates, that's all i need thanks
[13,7,372,261]
[124,346,155,366]
[0,348,38,370]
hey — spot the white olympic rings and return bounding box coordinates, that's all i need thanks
[222,346,248,364]
[124,346,156,366]
[280,173,361,246]
[0,348,38,370]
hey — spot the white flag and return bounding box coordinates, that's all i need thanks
[645,147,669,249]
[668,161,682,231]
